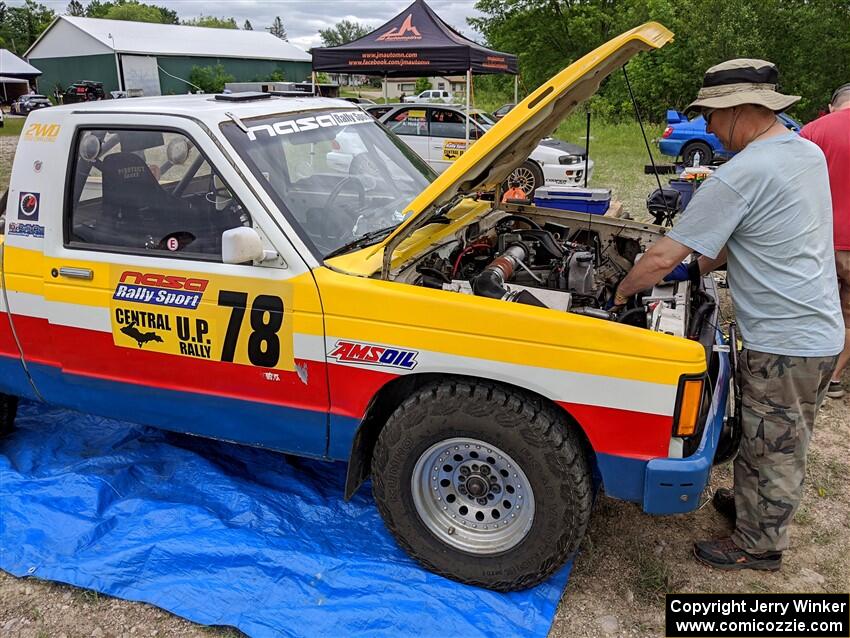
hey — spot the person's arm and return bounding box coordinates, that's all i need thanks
[697,247,727,275]
[614,236,692,302]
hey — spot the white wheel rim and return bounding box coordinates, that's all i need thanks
[411,437,535,554]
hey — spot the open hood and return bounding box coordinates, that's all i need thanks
[368,21,673,277]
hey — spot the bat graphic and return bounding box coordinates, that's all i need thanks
[120,321,164,348]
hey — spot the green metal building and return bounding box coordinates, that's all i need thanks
[26,16,312,98]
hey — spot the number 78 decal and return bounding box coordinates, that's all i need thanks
[217,290,284,368]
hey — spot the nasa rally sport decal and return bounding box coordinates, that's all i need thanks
[329,340,419,370]
[246,110,372,141]
[109,268,294,371]
[18,192,39,222]
[113,271,208,310]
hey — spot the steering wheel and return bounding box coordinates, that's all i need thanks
[320,176,368,241]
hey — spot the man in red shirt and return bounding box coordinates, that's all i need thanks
[802,83,850,398]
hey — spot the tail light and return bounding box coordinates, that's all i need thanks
[662,126,673,139]
[331,140,341,150]
[673,376,705,437]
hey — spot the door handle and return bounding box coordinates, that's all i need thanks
[57,267,94,280]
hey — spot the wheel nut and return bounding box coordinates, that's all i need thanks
[477,497,487,505]
[491,484,501,493]
[481,465,490,476]
[459,466,470,476]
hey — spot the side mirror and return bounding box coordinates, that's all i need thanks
[222,227,266,264]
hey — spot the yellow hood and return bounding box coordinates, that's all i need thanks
[327,21,673,278]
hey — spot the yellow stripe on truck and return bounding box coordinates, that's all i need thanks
[313,267,705,386]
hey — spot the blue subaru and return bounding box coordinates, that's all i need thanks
[658,109,801,165]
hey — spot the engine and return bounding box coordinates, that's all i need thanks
[406,211,712,338]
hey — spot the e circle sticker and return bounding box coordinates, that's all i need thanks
[166,236,179,251]
[19,192,40,221]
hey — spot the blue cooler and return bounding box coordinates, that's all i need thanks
[533,186,612,214]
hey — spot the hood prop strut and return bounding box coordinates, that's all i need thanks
[622,65,673,221]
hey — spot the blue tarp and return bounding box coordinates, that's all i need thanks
[0,400,570,638]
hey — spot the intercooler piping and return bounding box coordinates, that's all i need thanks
[471,244,545,307]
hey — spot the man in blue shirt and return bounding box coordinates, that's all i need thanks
[615,59,843,571]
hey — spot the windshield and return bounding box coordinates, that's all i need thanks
[468,111,496,129]
[221,108,436,259]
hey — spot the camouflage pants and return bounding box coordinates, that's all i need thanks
[732,349,837,553]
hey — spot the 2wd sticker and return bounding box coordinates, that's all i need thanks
[329,340,418,370]
[113,271,207,309]
[18,192,40,221]
[23,123,60,142]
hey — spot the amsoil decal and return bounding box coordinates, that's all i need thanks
[18,192,39,221]
[329,340,418,370]
[376,14,422,41]
[247,111,372,141]
[113,271,208,310]
[23,123,60,142]
[442,140,468,161]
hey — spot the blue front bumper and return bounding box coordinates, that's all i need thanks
[642,336,731,514]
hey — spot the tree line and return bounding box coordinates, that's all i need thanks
[471,0,850,122]
[0,0,290,56]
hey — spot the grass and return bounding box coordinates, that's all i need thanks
[555,112,669,218]
[71,588,101,605]
[631,546,673,603]
[0,116,24,137]
[807,450,850,499]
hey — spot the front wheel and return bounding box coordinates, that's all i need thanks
[505,160,544,198]
[372,379,592,591]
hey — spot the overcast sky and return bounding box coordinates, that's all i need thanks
[11,0,485,51]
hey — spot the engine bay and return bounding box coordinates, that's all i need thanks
[396,206,716,340]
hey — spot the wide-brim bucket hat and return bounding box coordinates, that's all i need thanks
[687,58,800,113]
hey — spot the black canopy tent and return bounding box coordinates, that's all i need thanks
[311,0,519,142]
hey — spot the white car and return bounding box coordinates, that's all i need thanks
[402,90,453,104]
[378,104,594,195]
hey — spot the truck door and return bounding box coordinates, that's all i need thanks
[40,117,329,456]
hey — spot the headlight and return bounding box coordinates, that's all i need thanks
[558,154,581,165]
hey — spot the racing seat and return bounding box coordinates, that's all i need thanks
[101,152,191,247]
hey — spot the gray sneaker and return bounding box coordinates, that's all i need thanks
[827,381,845,399]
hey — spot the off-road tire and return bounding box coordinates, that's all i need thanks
[0,393,19,437]
[681,141,712,167]
[372,379,592,591]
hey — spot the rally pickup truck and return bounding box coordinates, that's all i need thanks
[0,22,733,591]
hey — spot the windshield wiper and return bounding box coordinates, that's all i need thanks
[323,225,398,260]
